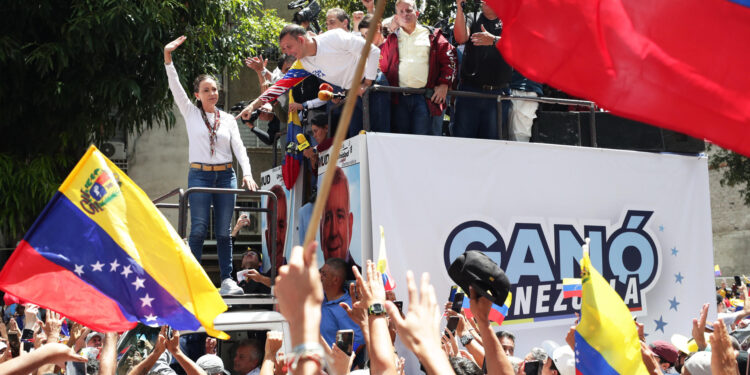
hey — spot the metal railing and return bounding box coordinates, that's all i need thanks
[361,85,599,147]
[151,188,279,282]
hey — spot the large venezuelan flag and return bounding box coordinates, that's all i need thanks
[575,252,647,374]
[0,146,228,338]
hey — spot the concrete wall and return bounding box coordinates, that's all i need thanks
[709,149,750,279]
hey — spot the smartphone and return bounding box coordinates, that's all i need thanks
[8,332,20,357]
[524,360,542,375]
[452,292,465,313]
[449,285,458,302]
[166,326,174,340]
[394,301,404,317]
[336,329,354,356]
[446,316,460,333]
[736,276,742,287]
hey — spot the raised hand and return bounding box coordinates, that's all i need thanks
[164,36,187,54]
[265,331,283,356]
[205,337,217,355]
[692,303,709,350]
[44,310,64,343]
[710,320,739,375]
[274,241,324,346]
[164,36,187,64]
[164,327,181,354]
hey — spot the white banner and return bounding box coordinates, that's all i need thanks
[366,133,714,356]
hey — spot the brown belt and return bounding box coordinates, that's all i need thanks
[190,162,233,171]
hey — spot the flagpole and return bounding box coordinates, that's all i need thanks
[302,0,386,248]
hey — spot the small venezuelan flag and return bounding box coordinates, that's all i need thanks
[0,146,228,338]
[562,278,582,298]
[575,246,648,374]
[715,265,722,276]
[377,226,396,291]
[463,292,512,325]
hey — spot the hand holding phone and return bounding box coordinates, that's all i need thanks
[335,329,354,356]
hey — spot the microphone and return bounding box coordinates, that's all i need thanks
[296,133,310,151]
[318,90,346,101]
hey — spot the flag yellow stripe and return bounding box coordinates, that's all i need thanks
[59,146,227,338]
[579,255,648,374]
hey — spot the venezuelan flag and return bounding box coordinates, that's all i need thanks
[562,278,582,298]
[575,251,648,374]
[377,226,396,291]
[0,146,228,338]
[715,265,722,276]
[463,292,512,325]
[259,60,311,104]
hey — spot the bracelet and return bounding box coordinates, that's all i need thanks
[289,343,326,371]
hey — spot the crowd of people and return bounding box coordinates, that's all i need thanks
[238,0,544,143]
[3,246,750,375]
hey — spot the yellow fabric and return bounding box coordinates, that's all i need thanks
[577,252,649,374]
[59,145,229,339]
[397,25,431,88]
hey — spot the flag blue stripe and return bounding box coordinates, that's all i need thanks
[25,193,202,330]
[563,284,583,292]
[574,331,621,375]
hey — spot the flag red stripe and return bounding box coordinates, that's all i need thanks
[0,240,136,332]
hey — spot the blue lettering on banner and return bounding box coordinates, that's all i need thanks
[442,210,659,321]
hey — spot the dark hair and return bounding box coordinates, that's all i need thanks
[276,54,297,70]
[279,24,307,41]
[325,257,348,283]
[326,8,350,30]
[359,14,374,31]
[495,330,516,343]
[192,74,219,119]
[310,111,329,128]
[449,357,482,375]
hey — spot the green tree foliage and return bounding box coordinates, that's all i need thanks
[0,0,285,245]
[709,147,750,206]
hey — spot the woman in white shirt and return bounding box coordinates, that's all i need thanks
[164,36,257,295]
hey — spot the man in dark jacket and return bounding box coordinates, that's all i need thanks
[452,0,512,139]
[379,0,456,135]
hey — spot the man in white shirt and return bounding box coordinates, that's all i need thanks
[239,24,380,137]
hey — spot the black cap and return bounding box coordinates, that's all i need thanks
[448,250,510,305]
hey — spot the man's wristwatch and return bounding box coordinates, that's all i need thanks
[368,302,386,316]
[493,36,499,45]
[460,334,474,346]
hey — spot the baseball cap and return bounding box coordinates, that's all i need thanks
[448,251,510,305]
[650,340,679,364]
[196,354,229,375]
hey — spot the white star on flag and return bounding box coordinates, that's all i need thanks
[121,265,132,278]
[109,259,120,272]
[145,313,158,322]
[140,294,154,307]
[74,264,84,277]
[91,261,104,272]
[132,277,145,291]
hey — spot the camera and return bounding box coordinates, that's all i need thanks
[288,0,322,33]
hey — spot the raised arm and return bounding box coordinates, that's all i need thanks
[166,330,207,375]
[469,287,514,375]
[453,1,470,44]
[164,36,196,117]
[237,61,311,121]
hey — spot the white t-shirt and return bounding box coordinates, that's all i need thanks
[300,29,380,89]
[165,63,252,176]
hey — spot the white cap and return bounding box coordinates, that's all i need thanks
[551,346,576,375]
[196,354,229,375]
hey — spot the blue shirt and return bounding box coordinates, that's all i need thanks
[320,290,365,351]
